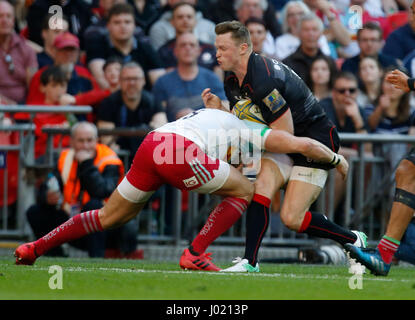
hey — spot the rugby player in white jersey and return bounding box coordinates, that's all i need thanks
[15,109,347,270]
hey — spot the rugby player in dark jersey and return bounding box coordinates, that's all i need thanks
[202,20,367,272]
[345,68,415,276]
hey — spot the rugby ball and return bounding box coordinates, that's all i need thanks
[232,99,267,125]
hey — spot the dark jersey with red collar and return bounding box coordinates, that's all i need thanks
[224,53,326,129]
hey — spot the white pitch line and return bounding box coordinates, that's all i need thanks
[21,266,414,282]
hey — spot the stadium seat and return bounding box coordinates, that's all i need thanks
[387,12,409,31]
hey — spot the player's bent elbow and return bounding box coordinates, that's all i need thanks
[396,160,415,191]
[297,138,314,157]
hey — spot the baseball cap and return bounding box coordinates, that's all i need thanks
[54,32,80,49]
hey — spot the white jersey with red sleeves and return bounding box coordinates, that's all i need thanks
[154,108,270,163]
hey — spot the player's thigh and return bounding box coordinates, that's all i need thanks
[212,164,254,202]
[280,166,328,229]
[99,133,163,229]
[255,153,293,199]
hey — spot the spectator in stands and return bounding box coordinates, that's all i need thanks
[341,22,399,77]
[309,56,336,100]
[97,62,167,163]
[283,12,338,88]
[205,0,236,24]
[152,32,226,122]
[245,17,269,58]
[0,0,37,105]
[103,56,123,93]
[148,0,216,51]
[382,1,415,62]
[26,0,94,49]
[32,65,70,159]
[37,14,69,69]
[235,0,281,38]
[275,1,331,61]
[234,0,280,61]
[27,121,143,259]
[321,72,368,136]
[27,32,109,114]
[157,2,218,74]
[86,3,165,90]
[302,0,352,56]
[365,68,414,169]
[338,0,393,58]
[319,72,369,214]
[90,0,127,25]
[127,0,162,33]
[85,0,146,43]
[357,56,383,107]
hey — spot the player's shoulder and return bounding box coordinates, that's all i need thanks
[249,53,288,82]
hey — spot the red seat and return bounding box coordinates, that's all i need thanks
[387,11,409,31]
[0,130,19,207]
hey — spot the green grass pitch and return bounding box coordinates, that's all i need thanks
[1,256,415,300]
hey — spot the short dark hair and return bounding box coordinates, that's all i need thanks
[245,17,266,29]
[357,21,383,40]
[333,71,358,86]
[215,20,252,48]
[103,56,123,72]
[309,56,337,89]
[40,66,68,86]
[172,1,196,14]
[107,3,135,22]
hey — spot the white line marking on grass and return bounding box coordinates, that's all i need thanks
[26,266,413,282]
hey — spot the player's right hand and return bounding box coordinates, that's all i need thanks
[386,69,410,92]
[336,154,349,180]
[201,88,222,109]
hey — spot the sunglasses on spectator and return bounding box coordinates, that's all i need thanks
[335,87,357,94]
[4,54,14,74]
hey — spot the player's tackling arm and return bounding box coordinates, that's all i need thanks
[264,130,348,179]
[201,88,230,112]
[269,109,294,135]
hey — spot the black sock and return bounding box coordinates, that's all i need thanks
[243,195,270,266]
[188,245,200,256]
[301,211,357,246]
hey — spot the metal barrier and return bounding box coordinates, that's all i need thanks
[0,105,92,239]
[1,110,414,247]
[0,124,35,237]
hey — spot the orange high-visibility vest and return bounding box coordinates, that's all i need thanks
[57,143,124,207]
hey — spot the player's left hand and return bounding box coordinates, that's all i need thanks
[386,69,410,92]
[336,154,349,180]
[201,88,222,109]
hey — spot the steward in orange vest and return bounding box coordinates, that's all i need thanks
[57,143,124,214]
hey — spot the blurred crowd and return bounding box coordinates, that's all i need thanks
[1,0,415,258]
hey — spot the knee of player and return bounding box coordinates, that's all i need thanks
[239,181,254,203]
[280,207,302,231]
[97,208,111,230]
[254,176,275,198]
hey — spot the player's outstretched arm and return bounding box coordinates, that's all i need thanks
[386,69,411,92]
[201,88,230,112]
[264,130,348,179]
